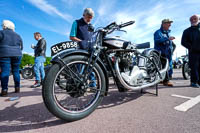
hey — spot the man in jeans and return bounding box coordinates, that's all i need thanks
[31,32,46,88]
[0,20,23,96]
[69,8,96,87]
[154,19,175,87]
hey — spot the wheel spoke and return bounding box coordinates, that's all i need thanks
[53,60,102,113]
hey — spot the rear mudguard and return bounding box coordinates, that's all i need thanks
[141,48,161,57]
[51,49,109,96]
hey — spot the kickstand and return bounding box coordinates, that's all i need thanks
[141,84,158,96]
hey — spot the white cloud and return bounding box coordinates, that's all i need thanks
[61,0,83,7]
[26,0,73,22]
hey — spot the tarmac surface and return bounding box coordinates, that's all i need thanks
[0,69,200,133]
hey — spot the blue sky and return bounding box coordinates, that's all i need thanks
[0,0,200,58]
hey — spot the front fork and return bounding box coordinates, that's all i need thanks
[55,51,99,86]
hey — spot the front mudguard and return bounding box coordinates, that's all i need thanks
[51,49,109,96]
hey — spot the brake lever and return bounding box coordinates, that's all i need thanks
[118,29,127,33]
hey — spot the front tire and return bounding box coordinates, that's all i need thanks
[42,55,106,121]
[21,67,34,79]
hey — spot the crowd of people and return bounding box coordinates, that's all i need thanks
[0,7,200,97]
[0,21,47,96]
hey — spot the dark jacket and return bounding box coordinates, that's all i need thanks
[34,38,46,57]
[154,27,173,56]
[0,29,23,57]
[181,23,200,53]
[76,18,93,50]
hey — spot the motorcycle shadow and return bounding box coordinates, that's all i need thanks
[98,84,157,109]
[0,102,65,132]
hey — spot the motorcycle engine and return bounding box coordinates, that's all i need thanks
[119,53,148,86]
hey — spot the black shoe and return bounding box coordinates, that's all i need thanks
[31,81,41,88]
[1,90,8,96]
[15,87,20,93]
[41,79,45,86]
[190,83,200,88]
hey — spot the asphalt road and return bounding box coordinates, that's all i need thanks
[0,69,200,133]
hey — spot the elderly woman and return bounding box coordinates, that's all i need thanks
[0,20,23,96]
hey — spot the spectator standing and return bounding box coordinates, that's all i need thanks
[181,15,200,88]
[154,19,175,87]
[0,20,23,96]
[69,8,96,87]
[31,32,46,88]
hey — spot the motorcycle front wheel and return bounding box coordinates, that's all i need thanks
[21,67,34,79]
[42,55,106,121]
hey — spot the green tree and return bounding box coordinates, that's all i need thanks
[20,54,34,68]
[44,57,52,66]
[20,54,52,68]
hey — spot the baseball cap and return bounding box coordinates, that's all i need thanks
[162,19,173,24]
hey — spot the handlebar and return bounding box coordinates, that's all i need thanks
[119,21,135,28]
[104,22,117,31]
[103,20,135,34]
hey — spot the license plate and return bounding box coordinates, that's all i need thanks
[51,41,78,56]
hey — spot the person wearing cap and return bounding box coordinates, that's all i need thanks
[69,8,96,88]
[154,19,175,87]
[0,20,23,96]
[181,15,200,88]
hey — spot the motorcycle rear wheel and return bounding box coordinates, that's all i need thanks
[42,55,106,121]
[182,62,190,80]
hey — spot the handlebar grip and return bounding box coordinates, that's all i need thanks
[119,21,135,28]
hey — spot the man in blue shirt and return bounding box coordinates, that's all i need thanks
[69,8,96,87]
[154,19,175,87]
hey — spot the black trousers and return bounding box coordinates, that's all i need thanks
[189,53,200,84]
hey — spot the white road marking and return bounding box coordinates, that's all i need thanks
[171,94,192,99]
[172,94,200,112]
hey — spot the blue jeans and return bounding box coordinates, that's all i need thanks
[168,54,173,77]
[34,56,46,81]
[77,64,96,86]
[0,56,22,91]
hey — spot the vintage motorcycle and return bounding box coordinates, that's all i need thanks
[21,64,51,79]
[42,21,169,121]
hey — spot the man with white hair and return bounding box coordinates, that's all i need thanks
[69,8,96,88]
[70,8,94,47]
[181,14,200,88]
[0,20,23,96]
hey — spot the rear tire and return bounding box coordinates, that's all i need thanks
[42,55,106,121]
[182,62,190,80]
